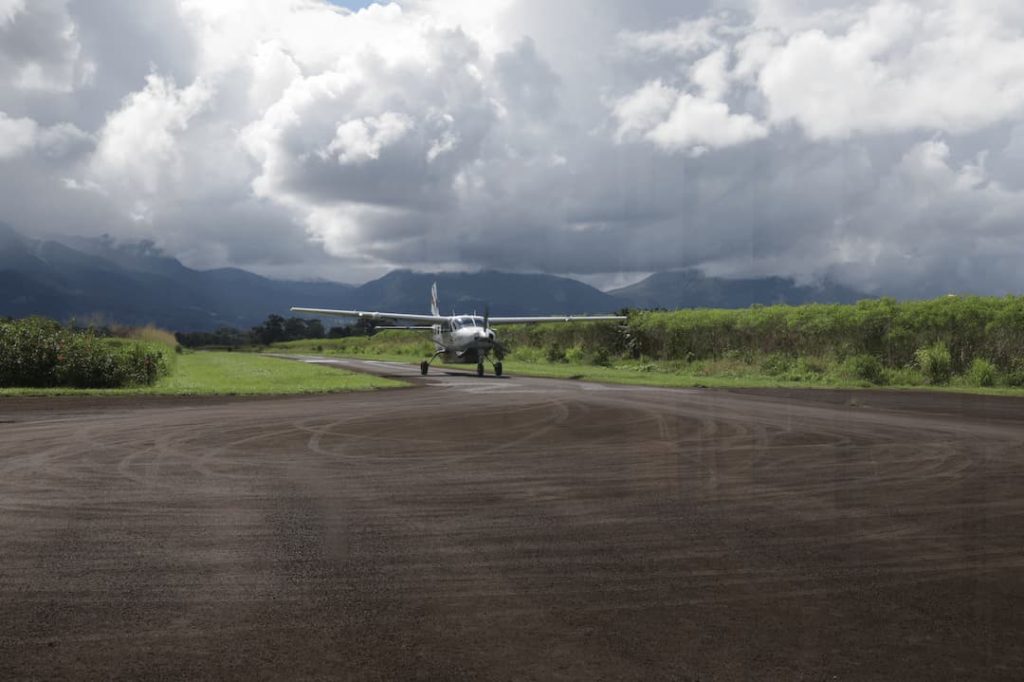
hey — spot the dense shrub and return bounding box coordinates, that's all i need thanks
[760,354,792,376]
[0,317,170,388]
[563,345,585,364]
[1006,370,1024,387]
[626,296,1024,372]
[885,366,926,386]
[589,346,612,367]
[839,354,887,385]
[967,358,997,387]
[915,342,952,385]
[545,342,566,363]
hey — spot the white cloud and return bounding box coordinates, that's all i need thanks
[613,1,1024,144]
[0,0,92,93]
[36,122,93,159]
[648,94,767,152]
[612,80,677,142]
[613,82,767,153]
[0,0,24,25]
[691,48,731,101]
[324,112,413,165]
[89,73,211,197]
[0,111,36,158]
[759,1,1024,138]
[618,17,721,57]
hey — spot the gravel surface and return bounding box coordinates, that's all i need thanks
[1,359,1022,680]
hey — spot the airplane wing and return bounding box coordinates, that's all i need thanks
[290,307,446,325]
[487,315,627,325]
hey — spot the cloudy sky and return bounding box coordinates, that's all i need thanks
[2,0,1024,294]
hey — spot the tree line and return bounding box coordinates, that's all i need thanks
[175,314,378,348]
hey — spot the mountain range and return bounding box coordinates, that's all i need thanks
[0,224,866,331]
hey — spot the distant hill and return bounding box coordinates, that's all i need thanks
[608,270,865,309]
[352,270,621,317]
[0,224,870,331]
[0,226,622,330]
[0,224,356,331]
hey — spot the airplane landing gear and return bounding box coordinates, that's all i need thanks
[420,349,444,376]
[476,362,484,377]
[494,361,503,377]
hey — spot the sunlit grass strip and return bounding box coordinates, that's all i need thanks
[488,361,1024,396]
[266,342,1024,395]
[0,352,405,396]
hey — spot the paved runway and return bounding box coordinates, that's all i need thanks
[2,358,1023,679]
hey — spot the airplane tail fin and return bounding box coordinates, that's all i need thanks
[430,281,439,317]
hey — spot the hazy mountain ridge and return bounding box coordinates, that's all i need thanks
[608,270,863,308]
[355,270,622,317]
[0,224,356,330]
[0,226,869,330]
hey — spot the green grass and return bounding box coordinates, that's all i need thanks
[269,334,1024,396]
[491,360,1024,395]
[274,332,433,359]
[0,351,405,396]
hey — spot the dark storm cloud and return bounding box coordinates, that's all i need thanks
[1,0,1023,294]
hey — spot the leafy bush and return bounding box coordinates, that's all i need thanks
[838,354,886,385]
[885,366,926,386]
[545,342,566,363]
[564,345,585,364]
[760,354,793,376]
[1006,363,1024,387]
[0,317,170,388]
[966,358,996,387]
[796,357,828,375]
[915,342,952,385]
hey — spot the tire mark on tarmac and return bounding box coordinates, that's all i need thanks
[1,375,1023,679]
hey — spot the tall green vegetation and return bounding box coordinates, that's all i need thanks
[624,297,1023,367]
[494,295,1024,387]
[0,317,172,388]
[270,295,1024,390]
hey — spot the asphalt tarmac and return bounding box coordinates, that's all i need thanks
[1,358,1023,680]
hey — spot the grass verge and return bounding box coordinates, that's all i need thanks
[0,351,405,396]
[270,336,1024,396]
[489,360,1024,395]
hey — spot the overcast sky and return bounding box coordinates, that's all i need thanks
[2,0,1023,294]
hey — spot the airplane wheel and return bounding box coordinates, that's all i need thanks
[495,362,503,377]
[476,362,484,377]
[420,361,429,375]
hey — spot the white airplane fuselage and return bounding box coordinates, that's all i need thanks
[432,315,497,364]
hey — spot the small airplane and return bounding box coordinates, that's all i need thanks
[292,282,626,376]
